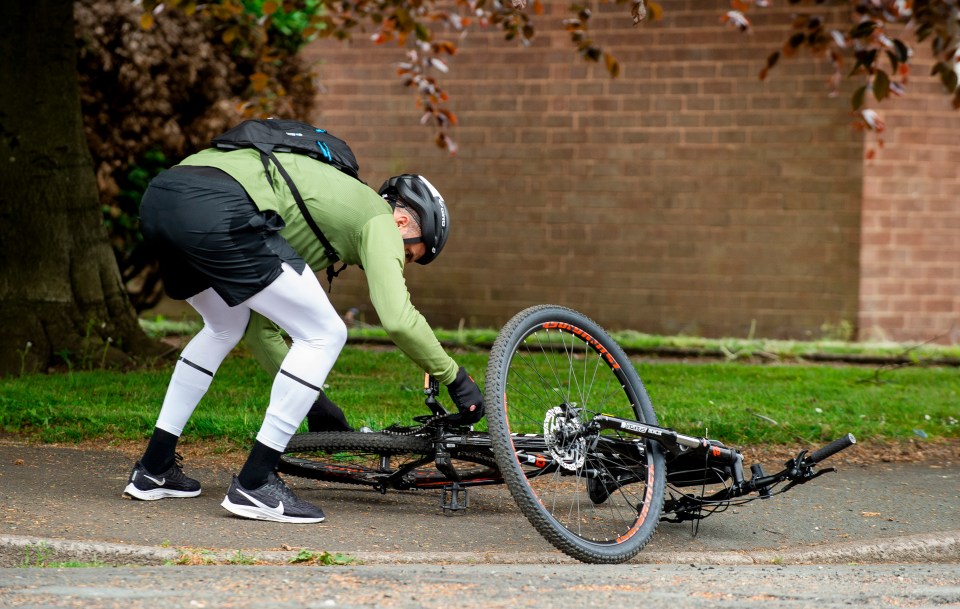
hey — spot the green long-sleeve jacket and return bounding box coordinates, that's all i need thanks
[178,148,459,385]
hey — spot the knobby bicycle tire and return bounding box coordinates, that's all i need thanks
[484,305,666,564]
[279,431,500,490]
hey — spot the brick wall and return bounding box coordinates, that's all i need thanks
[858,40,960,344]
[303,1,867,339]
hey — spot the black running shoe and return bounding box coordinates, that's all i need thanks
[123,454,201,500]
[221,472,325,523]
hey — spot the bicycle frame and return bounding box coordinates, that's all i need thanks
[289,379,854,521]
[376,379,855,520]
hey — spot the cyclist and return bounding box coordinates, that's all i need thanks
[124,145,484,524]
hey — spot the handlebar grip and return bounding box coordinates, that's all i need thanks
[807,433,856,464]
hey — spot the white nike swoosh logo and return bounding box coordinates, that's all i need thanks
[144,474,166,486]
[236,488,285,516]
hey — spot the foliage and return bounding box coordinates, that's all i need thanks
[106,149,169,309]
[730,0,960,146]
[138,0,656,155]
[75,0,319,311]
[129,0,960,154]
[289,549,357,565]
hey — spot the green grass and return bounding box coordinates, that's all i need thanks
[1,345,957,448]
[18,544,107,568]
[288,549,357,565]
[140,317,960,364]
[638,361,958,445]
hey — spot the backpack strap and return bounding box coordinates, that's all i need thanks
[257,146,346,290]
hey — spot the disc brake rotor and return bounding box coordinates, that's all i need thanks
[543,405,586,471]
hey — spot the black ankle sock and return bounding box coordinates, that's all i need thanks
[238,441,282,489]
[140,427,179,474]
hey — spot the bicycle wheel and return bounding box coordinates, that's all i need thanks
[485,305,666,564]
[279,431,500,490]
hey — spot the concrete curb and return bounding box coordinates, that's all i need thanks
[3,531,958,567]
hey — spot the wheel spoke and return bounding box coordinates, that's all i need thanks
[279,432,499,489]
[486,306,666,563]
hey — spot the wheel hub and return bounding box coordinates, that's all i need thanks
[543,405,586,471]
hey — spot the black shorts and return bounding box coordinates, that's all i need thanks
[139,166,305,306]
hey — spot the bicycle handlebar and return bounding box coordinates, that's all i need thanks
[745,432,857,493]
[806,433,857,465]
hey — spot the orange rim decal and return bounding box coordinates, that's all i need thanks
[541,322,621,369]
[615,461,656,544]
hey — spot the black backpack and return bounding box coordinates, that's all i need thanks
[212,118,361,287]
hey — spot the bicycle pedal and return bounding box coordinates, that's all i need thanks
[440,484,469,514]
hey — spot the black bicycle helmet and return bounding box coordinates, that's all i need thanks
[378,174,449,265]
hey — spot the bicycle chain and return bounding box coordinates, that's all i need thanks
[381,419,440,436]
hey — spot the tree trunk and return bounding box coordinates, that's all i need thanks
[0,0,167,376]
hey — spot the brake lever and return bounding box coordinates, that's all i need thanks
[782,465,836,493]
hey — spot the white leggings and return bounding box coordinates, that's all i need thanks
[155,263,347,451]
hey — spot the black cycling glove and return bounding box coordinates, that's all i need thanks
[445,367,484,426]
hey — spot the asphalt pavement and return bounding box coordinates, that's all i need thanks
[4,564,960,609]
[1,437,957,567]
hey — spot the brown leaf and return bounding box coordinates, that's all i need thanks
[766,51,780,69]
[222,26,239,45]
[249,72,269,93]
[439,108,458,126]
[647,2,664,22]
[873,69,891,101]
[604,52,620,78]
